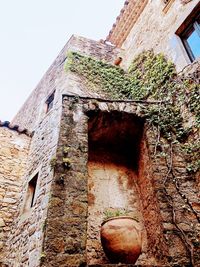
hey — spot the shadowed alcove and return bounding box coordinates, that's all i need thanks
[87,110,146,264]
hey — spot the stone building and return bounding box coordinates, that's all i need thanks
[0,0,199,266]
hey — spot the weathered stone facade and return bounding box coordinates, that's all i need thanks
[107,0,199,72]
[2,37,121,267]
[0,127,30,266]
[0,0,199,266]
[33,93,199,266]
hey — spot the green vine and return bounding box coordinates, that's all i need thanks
[65,51,199,172]
[182,140,200,173]
[65,50,200,265]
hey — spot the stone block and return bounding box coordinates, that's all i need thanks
[0,219,5,227]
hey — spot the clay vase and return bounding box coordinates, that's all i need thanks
[100,216,142,264]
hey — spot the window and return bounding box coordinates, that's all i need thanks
[29,174,38,207]
[180,15,200,62]
[22,173,38,213]
[46,91,55,113]
[176,3,200,62]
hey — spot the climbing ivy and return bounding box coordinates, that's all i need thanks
[65,50,199,265]
[182,140,200,173]
[65,51,130,99]
[128,51,176,100]
[65,51,176,100]
[65,50,200,172]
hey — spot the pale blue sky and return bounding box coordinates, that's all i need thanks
[0,0,124,121]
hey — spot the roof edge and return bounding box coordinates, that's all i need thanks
[106,0,148,47]
[0,121,33,137]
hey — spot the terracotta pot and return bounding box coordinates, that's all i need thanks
[100,216,142,264]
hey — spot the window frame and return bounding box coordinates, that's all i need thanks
[21,171,40,216]
[180,15,200,62]
[29,174,38,208]
[176,2,200,63]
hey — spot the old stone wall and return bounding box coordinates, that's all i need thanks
[38,95,200,266]
[54,96,200,266]
[4,26,199,267]
[40,96,89,267]
[5,37,121,267]
[6,105,62,267]
[0,127,30,265]
[120,0,199,72]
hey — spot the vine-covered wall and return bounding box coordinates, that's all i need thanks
[66,51,199,174]
[65,51,200,266]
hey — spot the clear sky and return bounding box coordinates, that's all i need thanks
[0,0,124,121]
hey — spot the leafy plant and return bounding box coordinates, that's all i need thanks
[62,157,71,169]
[65,50,200,266]
[50,156,57,169]
[103,209,127,219]
[65,50,200,173]
[103,209,139,222]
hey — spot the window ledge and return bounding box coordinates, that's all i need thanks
[162,0,175,14]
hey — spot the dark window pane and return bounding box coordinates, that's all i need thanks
[46,91,55,112]
[29,174,38,207]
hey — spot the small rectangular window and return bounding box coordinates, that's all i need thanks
[29,174,38,207]
[46,91,55,113]
[23,173,38,213]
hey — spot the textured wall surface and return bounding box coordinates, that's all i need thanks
[40,96,89,267]
[4,37,121,267]
[2,12,200,265]
[7,106,61,267]
[0,127,30,265]
[39,96,200,266]
[121,0,199,71]
[12,35,121,131]
[143,118,200,266]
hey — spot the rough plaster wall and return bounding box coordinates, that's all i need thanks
[0,127,30,265]
[12,35,121,131]
[87,162,145,265]
[121,0,199,72]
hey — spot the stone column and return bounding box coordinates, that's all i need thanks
[41,96,88,267]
